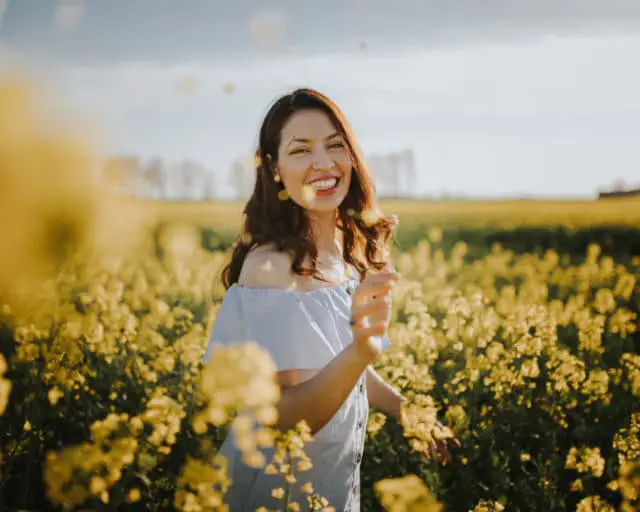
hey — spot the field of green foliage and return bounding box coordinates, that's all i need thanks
[1,196,638,511]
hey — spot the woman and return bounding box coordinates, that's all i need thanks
[204,88,459,511]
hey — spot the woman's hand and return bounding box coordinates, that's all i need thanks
[365,264,395,335]
[349,268,399,362]
[418,421,462,466]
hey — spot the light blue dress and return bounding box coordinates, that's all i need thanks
[203,274,390,512]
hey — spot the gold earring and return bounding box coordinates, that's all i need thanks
[274,173,281,183]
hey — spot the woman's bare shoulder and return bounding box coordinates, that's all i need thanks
[237,243,296,289]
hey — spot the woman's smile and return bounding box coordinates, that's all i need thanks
[308,176,341,196]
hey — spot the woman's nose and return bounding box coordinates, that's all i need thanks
[311,147,334,169]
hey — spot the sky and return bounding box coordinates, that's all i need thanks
[1,0,639,199]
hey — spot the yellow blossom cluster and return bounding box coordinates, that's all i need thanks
[621,353,640,396]
[43,413,138,509]
[613,413,640,467]
[470,501,505,512]
[0,354,11,415]
[196,343,279,429]
[607,461,639,512]
[366,411,387,437]
[174,455,230,512]
[246,421,334,512]
[575,495,615,512]
[565,446,606,478]
[374,474,443,512]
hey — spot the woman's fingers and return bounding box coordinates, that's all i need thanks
[427,438,438,462]
[352,271,398,305]
[435,439,452,465]
[350,295,389,326]
[350,269,398,358]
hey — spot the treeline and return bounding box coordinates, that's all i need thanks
[100,148,418,201]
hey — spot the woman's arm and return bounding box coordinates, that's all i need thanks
[365,365,407,420]
[239,248,399,436]
[275,344,371,435]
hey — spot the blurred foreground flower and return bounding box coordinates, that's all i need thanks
[196,342,280,428]
[0,354,11,415]
[0,75,151,311]
[43,413,138,510]
[195,342,280,468]
[375,474,443,512]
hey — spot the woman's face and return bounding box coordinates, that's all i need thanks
[275,109,353,212]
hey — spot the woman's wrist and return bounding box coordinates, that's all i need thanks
[346,340,378,368]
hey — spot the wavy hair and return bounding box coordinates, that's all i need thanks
[220,88,397,290]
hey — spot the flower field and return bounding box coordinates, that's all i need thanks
[1,77,639,512]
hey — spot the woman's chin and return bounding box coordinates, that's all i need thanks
[306,194,348,212]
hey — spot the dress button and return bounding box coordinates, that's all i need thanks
[346,284,354,295]
[357,453,362,464]
[359,382,364,393]
[353,484,359,493]
[358,420,363,428]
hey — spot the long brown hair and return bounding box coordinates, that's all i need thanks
[220,88,397,290]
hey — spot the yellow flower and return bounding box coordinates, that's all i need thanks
[375,474,443,512]
[575,495,615,512]
[565,446,606,478]
[0,354,11,416]
[48,387,64,406]
[271,487,285,500]
[127,488,141,503]
[471,501,505,512]
[367,412,387,436]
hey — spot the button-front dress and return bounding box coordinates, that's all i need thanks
[203,273,390,512]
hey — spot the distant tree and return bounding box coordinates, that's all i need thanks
[366,148,416,198]
[143,158,167,199]
[366,153,392,198]
[401,148,416,196]
[611,177,628,192]
[229,157,255,200]
[204,172,218,201]
[388,153,402,198]
[183,159,207,199]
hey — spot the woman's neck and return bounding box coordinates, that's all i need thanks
[308,209,339,256]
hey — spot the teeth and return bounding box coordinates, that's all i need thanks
[310,178,338,190]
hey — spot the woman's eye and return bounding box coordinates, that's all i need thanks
[290,148,309,155]
[328,142,344,150]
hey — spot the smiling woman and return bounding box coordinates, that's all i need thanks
[205,88,460,511]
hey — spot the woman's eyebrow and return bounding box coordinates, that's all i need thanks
[286,132,341,146]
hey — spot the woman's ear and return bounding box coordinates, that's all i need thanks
[264,152,275,170]
[263,153,280,181]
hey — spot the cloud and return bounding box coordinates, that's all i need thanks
[46,33,640,144]
[2,0,640,65]
[0,0,8,28]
